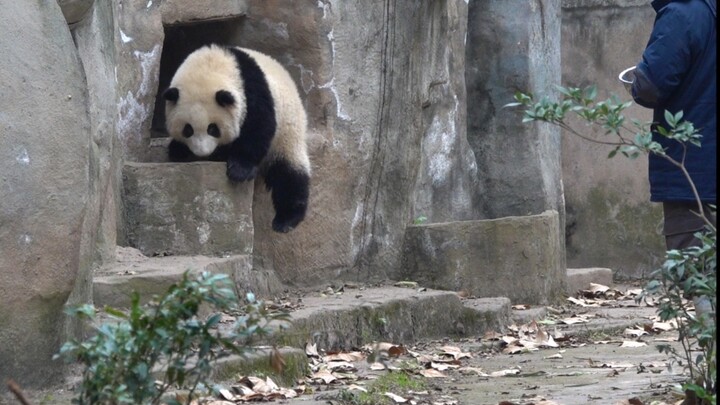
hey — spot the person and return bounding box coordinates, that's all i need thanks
[630,0,717,251]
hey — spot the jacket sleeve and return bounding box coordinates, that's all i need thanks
[632,5,693,109]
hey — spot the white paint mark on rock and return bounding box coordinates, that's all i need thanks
[147,0,153,8]
[318,0,331,19]
[18,234,32,245]
[319,78,350,121]
[117,45,161,142]
[197,223,210,245]
[120,30,133,44]
[134,45,161,96]
[16,148,29,165]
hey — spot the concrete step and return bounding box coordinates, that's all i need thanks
[566,267,614,295]
[398,210,566,305]
[121,162,254,257]
[93,247,283,308]
[268,287,512,351]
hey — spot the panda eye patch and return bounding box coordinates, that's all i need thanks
[207,123,220,138]
[182,124,194,138]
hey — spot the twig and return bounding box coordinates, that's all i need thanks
[6,379,33,405]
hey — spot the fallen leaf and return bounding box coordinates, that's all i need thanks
[439,345,472,360]
[270,346,285,374]
[384,392,408,403]
[457,366,488,376]
[310,369,337,384]
[324,351,364,362]
[326,361,356,371]
[544,353,563,359]
[370,362,387,371]
[418,369,447,378]
[346,384,367,392]
[620,341,647,348]
[512,304,530,310]
[623,328,648,338]
[388,345,407,357]
[490,368,521,377]
[305,342,319,357]
[651,321,675,332]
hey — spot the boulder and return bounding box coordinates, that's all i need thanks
[0,0,91,386]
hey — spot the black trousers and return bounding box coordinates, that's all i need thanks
[662,201,716,250]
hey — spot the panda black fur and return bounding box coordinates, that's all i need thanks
[163,45,310,233]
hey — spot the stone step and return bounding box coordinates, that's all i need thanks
[121,162,254,257]
[398,210,566,305]
[268,287,512,351]
[93,247,283,309]
[566,267,614,295]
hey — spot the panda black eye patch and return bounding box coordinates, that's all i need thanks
[182,124,194,138]
[207,123,221,138]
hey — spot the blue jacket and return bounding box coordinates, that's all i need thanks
[632,0,716,203]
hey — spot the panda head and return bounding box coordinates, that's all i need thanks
[163,46,245,157]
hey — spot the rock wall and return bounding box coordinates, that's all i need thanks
[0,0,570,388]
[561,0,664,279]
[0,0,93,386]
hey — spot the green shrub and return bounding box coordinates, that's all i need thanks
[55,271,289,405]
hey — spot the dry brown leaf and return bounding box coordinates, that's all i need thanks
[324,351,364,362]
[310,369,337,384]
[418,369,447,378]
[567,297,599,307]
[544,353,563,359]
[218,388,235,401]
[384,392,409,403]
[305,342,319,357]
[370,362,387,371]
[490,368,521,377]
[560,316,590,325]
[535,329,559,348]
[388,345,407,357]
[346,384,368,392]
[439,345,472,360]
[431,362,459,371]
[270,346,285,374]
[512,304,530,310]
[457,366,488,376]
[623,328,648,338]
[483,330,503,340]
[620,341,647,348]
[205,401,235,405]
[651,321,675,331]
[326,361,356,371]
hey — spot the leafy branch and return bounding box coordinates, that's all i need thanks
[56,271,290,405]
[505,86,713,231]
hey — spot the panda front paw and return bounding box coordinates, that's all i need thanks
[272,213,304,233]
[226,159,258,182]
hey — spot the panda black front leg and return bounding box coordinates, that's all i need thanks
[265,159,310,233]
[226,157,258,182]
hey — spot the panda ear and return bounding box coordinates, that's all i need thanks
[216,90,235,107]
[164,87,179,103]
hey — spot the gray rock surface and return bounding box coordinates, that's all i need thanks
[122,162,254,257]
[399,211,566,305]
[57,0,94,24]
[93,247,284,308]
[566,267,614,295]
[0,0,91,386]
[160,0,247,25]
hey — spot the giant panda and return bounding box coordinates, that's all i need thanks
[163,44,310,233]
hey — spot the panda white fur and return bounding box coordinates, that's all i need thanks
[163,44,310,233]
